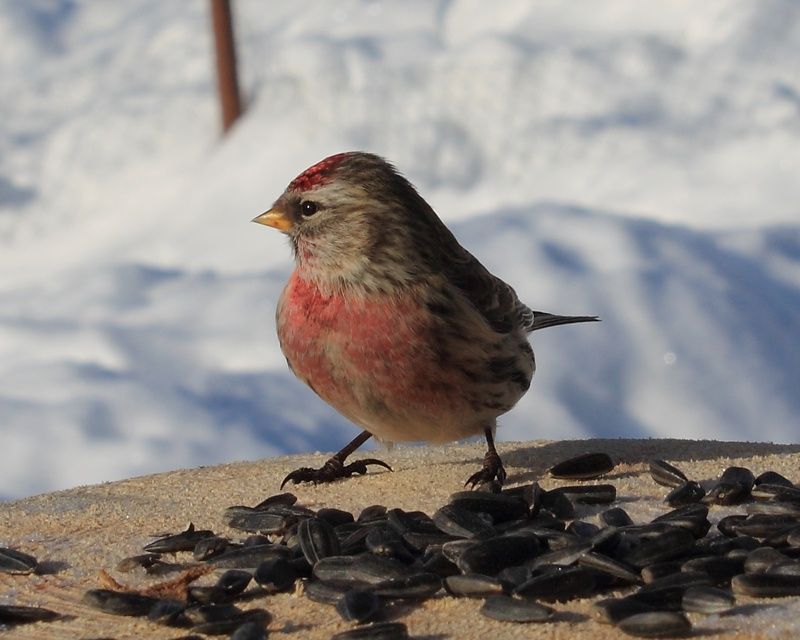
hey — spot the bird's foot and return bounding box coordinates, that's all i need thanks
[465,450,507,489]
[280,457,392,489]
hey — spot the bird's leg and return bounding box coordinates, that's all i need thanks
[465,428,507,489]
[280,430,392,488]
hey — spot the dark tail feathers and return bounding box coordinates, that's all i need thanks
[529,311,599,332]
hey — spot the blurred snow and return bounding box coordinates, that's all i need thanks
[0,1,799,498]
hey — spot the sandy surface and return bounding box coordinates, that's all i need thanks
[2,438,800,639]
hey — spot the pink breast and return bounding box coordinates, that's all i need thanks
[277,273,462,416]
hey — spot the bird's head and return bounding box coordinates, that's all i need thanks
[254,152,441,292]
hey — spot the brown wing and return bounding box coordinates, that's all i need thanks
[429,216,532,334]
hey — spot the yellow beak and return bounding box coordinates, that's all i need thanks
[252,207,293,232]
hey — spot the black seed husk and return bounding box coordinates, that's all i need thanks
[681,586,735,614]
[444,574,505,597]
[732,573,800,597]
[456,534,542,575]
[82,589,160,616]
[513,566,597,601]
[665,481,705,507]
[601,507,634,528]
[591,598,657,624]
[0,603,62,625]
[0,547,38,574]
[649,460,689,488]
[144,523,215,553]
[617,611,691,638]
[336,588,380,622]
[480,594,554,622]
[549,452,614,480]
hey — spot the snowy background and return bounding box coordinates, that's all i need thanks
[1,0,799,500]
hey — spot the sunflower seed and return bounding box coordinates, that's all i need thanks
[441,539,477,563]
[336,588,380,622]
[549,452,614,480]
[744,547,788,573]
[331,622,409,640]
[216,569,252,596]
[732,573,800,597]
[567,520,601,539]
[372,572,442,599]
[733,514,800,539]
[82,589,160,616]
[433,505,495,538]
[665,481,705,507]
[649,460,689,488]
[190,608,270,635]
[420,548,459,577]
[147,599,187,626]
[253,557,298,592]
[629,585,688,611]
[444,574,504,597]
[767,561,800,576]
[226,511,290,534]
[702,482,750,506]
[601,507,634,528]
[681,556,743,584]
[755,471,794,487]
[502,482,544,512]
[188,585,230,604]
[548,484,617,505]
[617,611,691,638]
[639,570,712,591]
[314,553,412,585]
[402,530,455,553]
[297,517,341,565]
[496,565,533,590]
[184,602,244,625]
[252,492,297,510]
[456,534,542,575]
[115,553,164,573]
[591,598,657,624]
[448,491,529,522]
[364,527,415,562]
[540,490,575,520]
[358,505,388,524]
[527,541,592,569]
[0,604,61,625]
[193,536,229,561]
[641,561,682,584]
[579,551,642,584]
[317,507,355,527]
[513,566,597,601]
[720,465,755,488]
[144,523,215,553]
[230,620,268,640]
[0,547,38,574]
[681,585,735,614]
[210,543,291,569]
[623,527,696,568]
[718,514,748,537]
[305,580,350,604]
[480,594,554,622]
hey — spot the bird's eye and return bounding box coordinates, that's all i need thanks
[300,201,318,217]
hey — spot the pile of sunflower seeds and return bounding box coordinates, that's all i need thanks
[5,452,800,639]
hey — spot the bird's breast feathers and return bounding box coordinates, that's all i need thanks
[276,271,533,442]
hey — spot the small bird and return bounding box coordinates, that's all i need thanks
[253,152,597,488]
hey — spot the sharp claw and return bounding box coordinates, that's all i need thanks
[280,468,313,489]
[354,458,393,471]
[279,458,391,487]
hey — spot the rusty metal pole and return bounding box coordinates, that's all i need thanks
[210,0,243,133]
